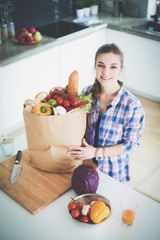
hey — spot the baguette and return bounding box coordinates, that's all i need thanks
[67,70,79,95]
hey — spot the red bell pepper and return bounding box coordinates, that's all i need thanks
[66,100,89,112]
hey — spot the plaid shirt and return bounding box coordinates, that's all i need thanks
[83,83,145,182]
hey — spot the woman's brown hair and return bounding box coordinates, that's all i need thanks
[90,43,124,101]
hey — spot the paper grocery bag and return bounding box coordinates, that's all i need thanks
[23,109,86,173]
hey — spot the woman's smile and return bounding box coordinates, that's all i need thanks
[100,75,112,81]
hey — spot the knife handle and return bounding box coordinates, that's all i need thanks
[15,150,22,164]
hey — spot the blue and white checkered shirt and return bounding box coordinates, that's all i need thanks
[83,83,145,182]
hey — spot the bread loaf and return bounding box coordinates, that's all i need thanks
[67,70,79,95]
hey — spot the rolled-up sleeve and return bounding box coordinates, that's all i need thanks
[120,105,145,153]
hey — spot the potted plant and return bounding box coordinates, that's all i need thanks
[84,0,91,17]
[90,0,99,15]
[76,0,85,18]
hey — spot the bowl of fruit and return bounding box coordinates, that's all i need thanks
[13,26,42,45]
[68,193,111,227]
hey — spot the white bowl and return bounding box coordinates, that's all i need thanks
[68,193,111,227]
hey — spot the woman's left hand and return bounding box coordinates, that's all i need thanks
[68,138,96,161]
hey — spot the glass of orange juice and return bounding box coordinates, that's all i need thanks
[120,199,138,226]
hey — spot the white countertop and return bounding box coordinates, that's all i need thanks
[0,133,160,240]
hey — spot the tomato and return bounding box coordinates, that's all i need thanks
[71,209,80,219]
[68,95,77,100]
[53,95,59,101]
[76,203,83,209]
[68,202,77,212]
[46,94,52,101]
[56,96,63,105]
[71,98,79,107]
[80,216,90,223]
[46,91,55,101]
[63,100,71,108]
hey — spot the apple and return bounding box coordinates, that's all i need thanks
[18,37,25,43]
[33,31,42,41]
[26,33,34,42]
[20,28,29,37]
[29,26,36,34]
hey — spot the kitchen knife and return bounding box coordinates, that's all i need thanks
[10,150,22,184]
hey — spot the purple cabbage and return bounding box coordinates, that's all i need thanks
[71,164,99,195]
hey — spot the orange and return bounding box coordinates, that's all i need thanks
[122,209,135,225]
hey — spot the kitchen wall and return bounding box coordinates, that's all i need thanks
[0,0,74,31]
[13,0,74,31]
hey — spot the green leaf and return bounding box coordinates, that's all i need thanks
[70,103,92,113]
[77,93,92,104]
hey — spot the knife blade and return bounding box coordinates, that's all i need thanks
[10,150,22,184]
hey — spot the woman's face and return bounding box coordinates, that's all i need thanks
[95,52,123,87]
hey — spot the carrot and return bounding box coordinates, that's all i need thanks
[67,70,79,95]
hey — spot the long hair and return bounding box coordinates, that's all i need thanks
[90,43,124,101]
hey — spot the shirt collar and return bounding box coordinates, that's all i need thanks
[109,81,124,108]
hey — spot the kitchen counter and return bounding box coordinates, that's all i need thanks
[0,133,160,240]
[98,12,160,42]
[0,23,107,67]
[0,11,159,67]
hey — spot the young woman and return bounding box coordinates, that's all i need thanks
[69,43,145,182]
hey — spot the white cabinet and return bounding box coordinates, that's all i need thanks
[106,28,160,102]
[58,28,107,93]
[0,46,59,134]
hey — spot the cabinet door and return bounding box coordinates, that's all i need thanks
[0,46,59,133]
[106,28,160,102]
[59,28,107,93]
[124,33,160,102]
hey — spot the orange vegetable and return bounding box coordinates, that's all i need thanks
[32,103,52,116]
[67,70,79,95]
[38,106,52,116]
[32,103,45,114]
[90,201,110,224]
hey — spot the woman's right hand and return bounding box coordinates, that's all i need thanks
[68,138,96,161]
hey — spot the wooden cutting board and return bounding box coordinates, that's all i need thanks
[0,149,98,215]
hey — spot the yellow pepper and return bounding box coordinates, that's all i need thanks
[32,103,52,116]
[90,201,110,224]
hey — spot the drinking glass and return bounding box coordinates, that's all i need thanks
[0,136,14,157]
[120,199,138,226]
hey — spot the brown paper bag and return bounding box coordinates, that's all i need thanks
[23,109,86,173]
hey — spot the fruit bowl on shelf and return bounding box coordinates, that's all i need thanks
[13,26,42,45]
[68,193,111,227]
[13,37,42,45]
